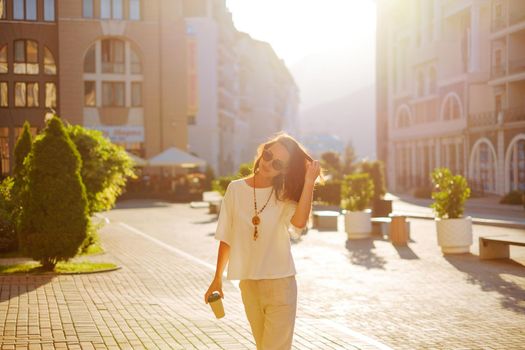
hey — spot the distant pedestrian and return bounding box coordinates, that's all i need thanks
[204,132,322,349]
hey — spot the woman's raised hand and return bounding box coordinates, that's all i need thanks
[204,278,224,304]
[305,159,321,184]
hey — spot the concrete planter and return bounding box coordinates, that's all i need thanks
[435,216,473,254]
[344,209,372,239]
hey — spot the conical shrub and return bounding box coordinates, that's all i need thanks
[19,116,89,270]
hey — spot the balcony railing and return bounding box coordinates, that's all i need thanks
[509,58,525,74]
[468,111,498,128]
[469,106,525,127]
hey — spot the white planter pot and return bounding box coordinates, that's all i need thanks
[435,216,473,254]
[344,209,371,239]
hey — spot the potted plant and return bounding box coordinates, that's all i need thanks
[360,160,391,217]
[430,168,472,254]
[341,173,374,239]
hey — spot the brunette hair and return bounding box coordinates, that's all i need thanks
[252,132,324,202]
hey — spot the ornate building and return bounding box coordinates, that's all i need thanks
[376,0,525,195]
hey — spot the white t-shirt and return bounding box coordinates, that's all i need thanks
[214,178,305,281]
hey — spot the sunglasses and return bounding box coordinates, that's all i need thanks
[262,149,287,171]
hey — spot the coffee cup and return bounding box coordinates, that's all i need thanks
[207,292,225,319]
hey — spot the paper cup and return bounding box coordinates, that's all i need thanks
[207,292,225,319]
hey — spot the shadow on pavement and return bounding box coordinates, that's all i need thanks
[445,255,525,314]
[0,275,55,303]
[345,238,387,270]
[393,245,420,260]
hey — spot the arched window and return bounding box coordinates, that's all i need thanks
[0,45,7,73]
[395,105,412,128]
[44,47,56,75]
[14,39,38,74]
[441,93,462,120]
[506,136,525,192]
[469,139,497,193]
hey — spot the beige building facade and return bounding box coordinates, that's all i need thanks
[59,0,189,159]
[377,0,525,195]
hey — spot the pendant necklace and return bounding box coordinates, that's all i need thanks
[252,173,274,241]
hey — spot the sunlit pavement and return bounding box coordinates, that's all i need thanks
[1,199,524,349]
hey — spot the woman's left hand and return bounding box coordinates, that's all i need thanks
[305,159,321,184]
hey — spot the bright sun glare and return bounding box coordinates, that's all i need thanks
[226,0,377,65]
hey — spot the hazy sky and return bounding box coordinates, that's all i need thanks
[225,0,377,66]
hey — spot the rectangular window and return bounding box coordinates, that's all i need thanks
[26,82,38,107]
[131,82,141,106]
[0,82,7,107]
[44,0,55,21]
[83,0,93,18]
[84,81,96,106]
[112,0,122,19]
[102,82,124,107]
[129,0,140,20]
[14,0,24,19]
[26,0,36,20]
[101,40,124,73]
[45,82,56,108]
[0,45,7,73]
[0,0,6,19]
[14,40,39,75]
[100,0,111,19]
[15,82,26,106]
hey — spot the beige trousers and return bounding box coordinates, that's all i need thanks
[239,275,297,350]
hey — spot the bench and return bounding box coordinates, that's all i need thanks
[202,191,223,214]
[371,217,411,239]
[479,235,525,260]
[312,210,340,230]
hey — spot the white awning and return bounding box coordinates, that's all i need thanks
[148,147,206,168]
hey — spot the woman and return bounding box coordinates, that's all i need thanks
[204,132,322,349]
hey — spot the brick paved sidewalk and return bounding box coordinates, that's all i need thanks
[0,220,385,349]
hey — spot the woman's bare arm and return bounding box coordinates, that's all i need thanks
[290,160,320,228]
[214,241,230,280]
[204,241,230,303]
[290,179,315,229]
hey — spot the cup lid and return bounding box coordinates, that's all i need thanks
[208,292,221,302]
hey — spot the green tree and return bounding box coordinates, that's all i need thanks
[341,173,374,212]
[19,116,90,270]
[360,160,387,202]
[321,151,342,179]
[0,177,17,252]
[65,125,136,215]
[342,142,357,175]
[238,162,253,177]
[13,121,32,178]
